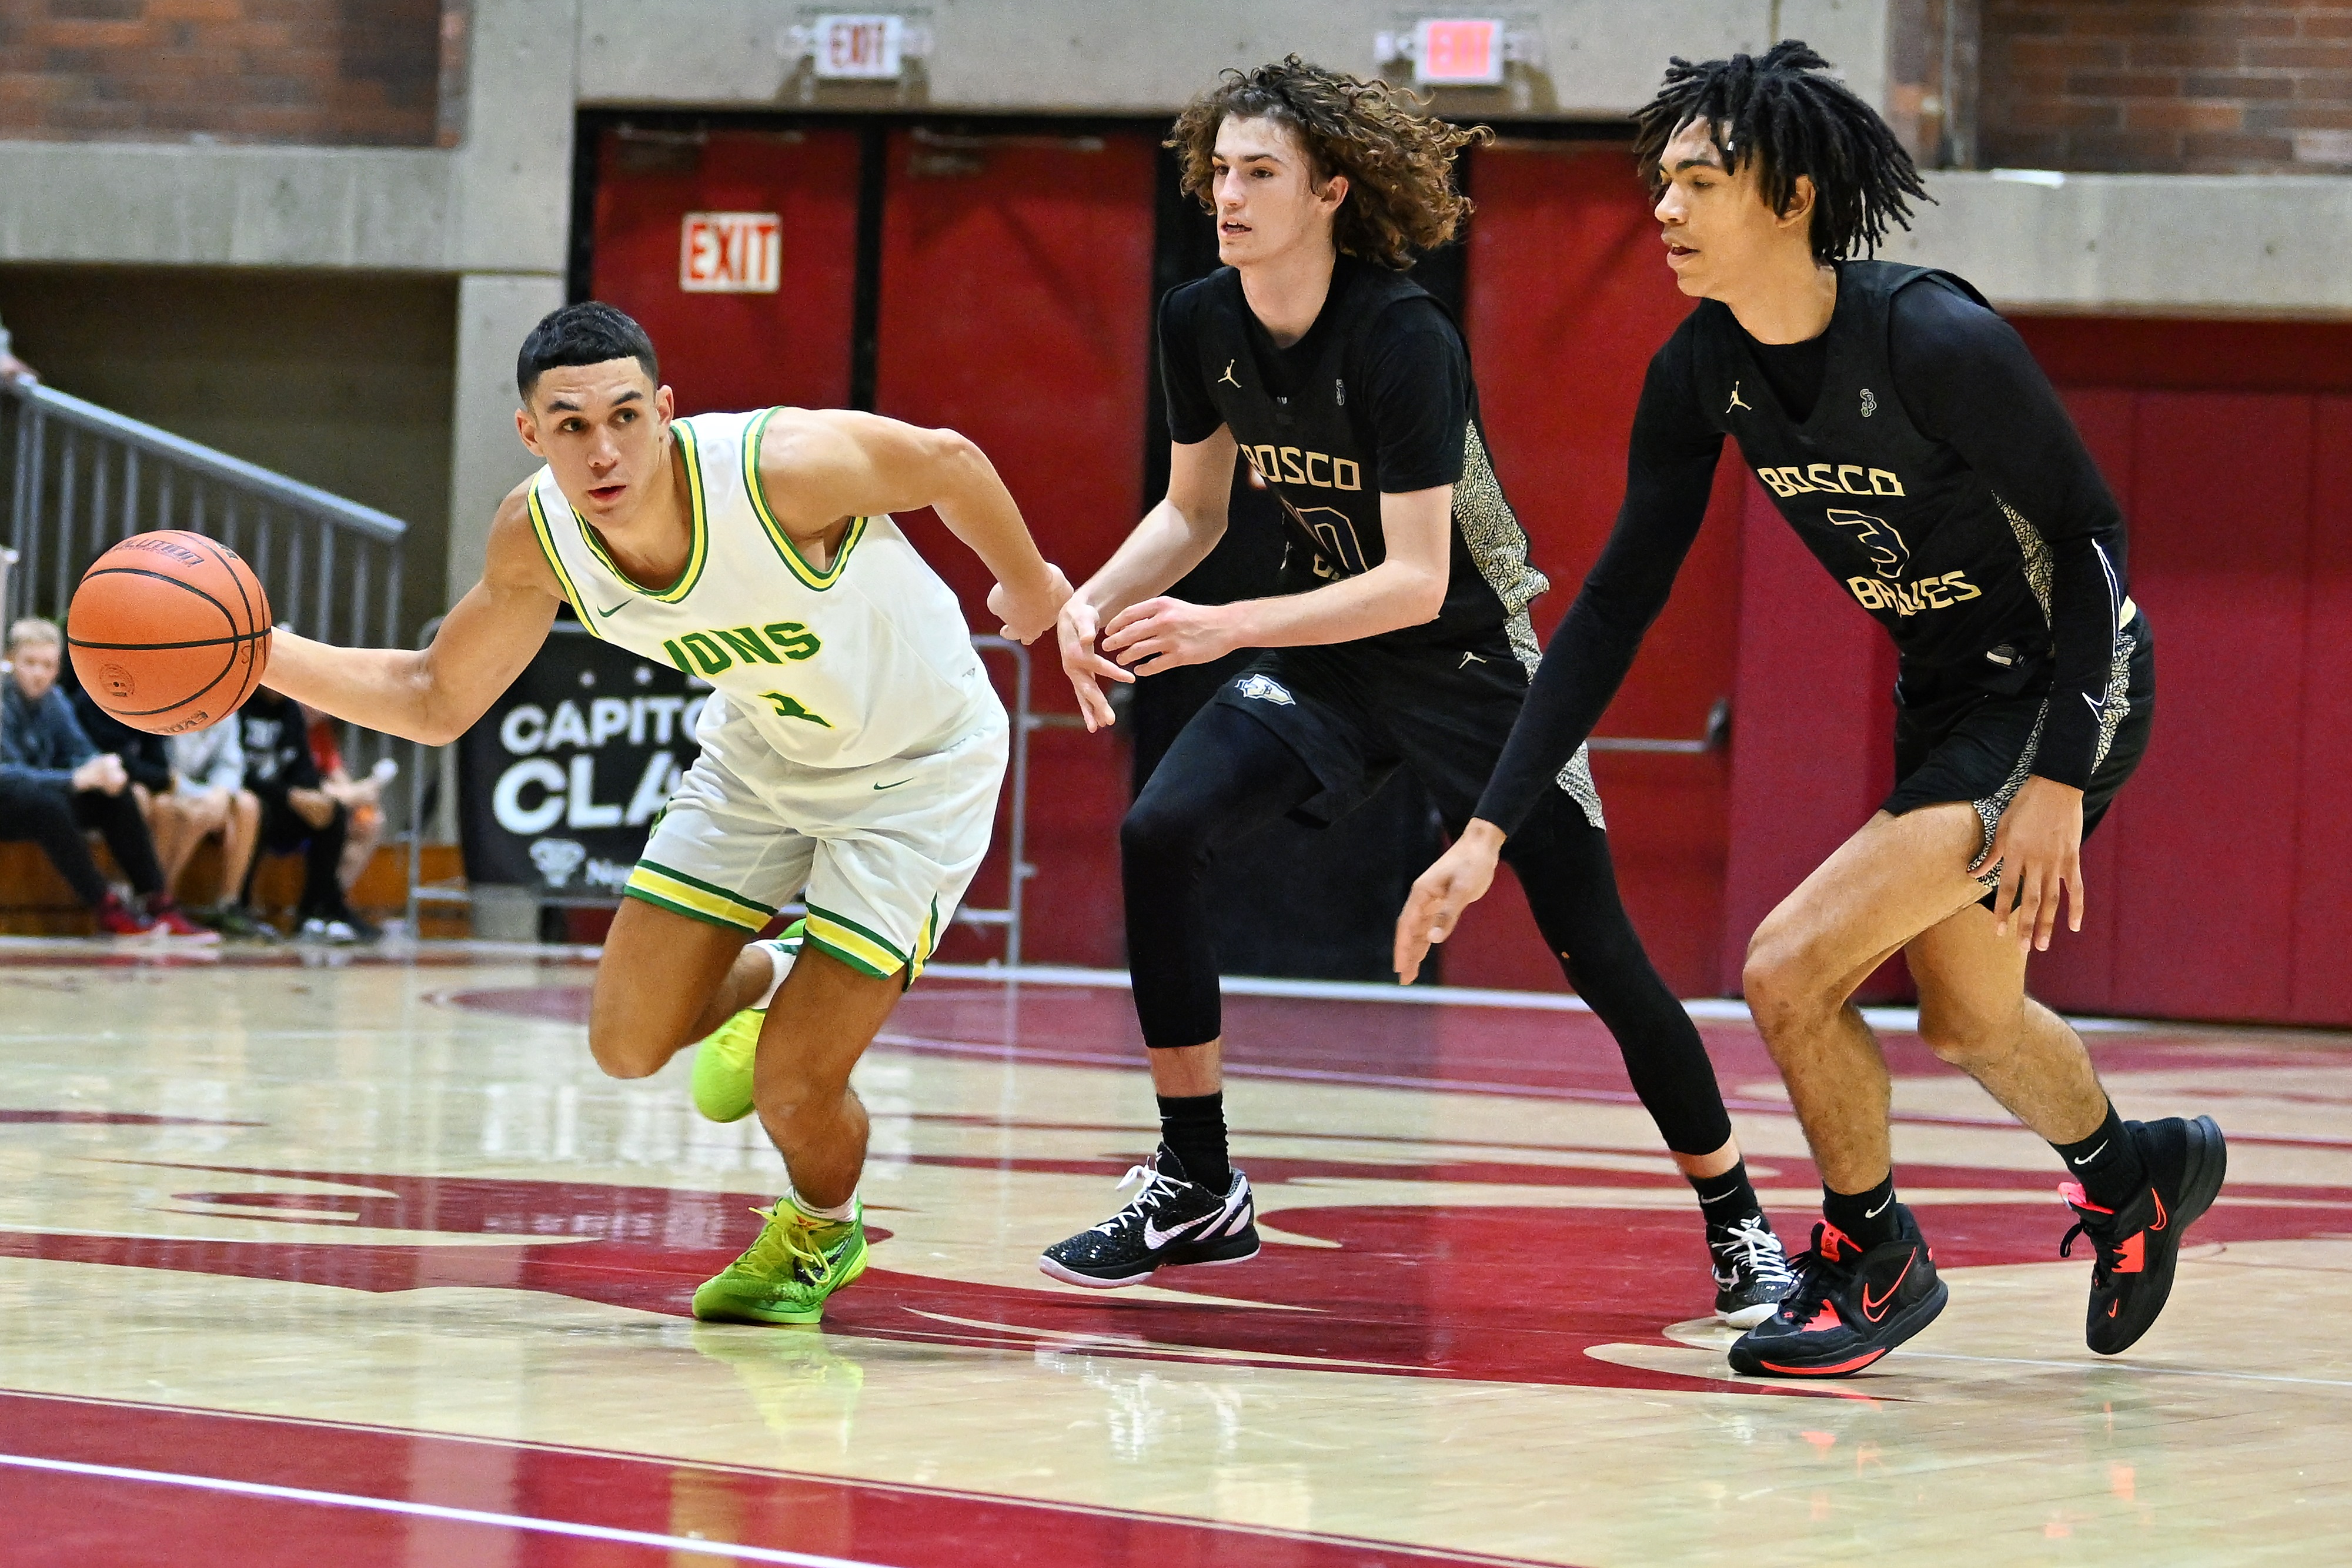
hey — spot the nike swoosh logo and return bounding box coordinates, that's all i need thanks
[1860,1253,1915,1321]
[2071,1140,2109,1166]
[2149,1189,2167,1232]
[872,778,913,791]
[596,600,629,617]
[1864,1193,1893,1219]
[1142,1210,1221,1251]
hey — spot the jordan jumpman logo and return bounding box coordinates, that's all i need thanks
[1726,382,1752,413]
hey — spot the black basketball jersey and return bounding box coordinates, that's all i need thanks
[1686,261,2106,685]
[1173,262,1548,663]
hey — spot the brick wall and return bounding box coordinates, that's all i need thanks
[0,0,462,147]
[1982,1,2352,172]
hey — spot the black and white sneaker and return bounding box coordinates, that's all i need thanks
[1037,1147,1259,1288]
[1709,1212,1796,1328]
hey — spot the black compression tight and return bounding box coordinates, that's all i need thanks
[1499,791,1733,1157]
[1121,703,1736,1158]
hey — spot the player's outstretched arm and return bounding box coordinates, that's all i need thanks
[755,409,1070,643]
[1059,430,1238,730]
[263,482,562,746]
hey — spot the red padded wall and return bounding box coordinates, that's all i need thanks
[589,129,861,416]
[2294,397,2352,1022]
[869,130,1160,968]
[2110,394,2313,1021]
[1451,143,1745,997]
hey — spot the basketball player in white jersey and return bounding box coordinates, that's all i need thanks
[262,303,1070,1324]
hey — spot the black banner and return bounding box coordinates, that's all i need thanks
[459,623,707,898]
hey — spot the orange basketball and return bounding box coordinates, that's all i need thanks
[66,530,273,735]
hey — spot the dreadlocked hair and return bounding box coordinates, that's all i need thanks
[1632,39,1929,262]
[1167,55,1492,269]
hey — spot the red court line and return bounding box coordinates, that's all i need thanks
[0,1389,1572,1568]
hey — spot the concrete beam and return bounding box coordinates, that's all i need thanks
[573,1,1877,118]
[445,273,567,607]
[1890,170,2352,319]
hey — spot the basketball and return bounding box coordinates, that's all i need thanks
[65,530,273,735]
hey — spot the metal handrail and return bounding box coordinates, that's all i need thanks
[406,627,1037,966]
[4,380,406,541]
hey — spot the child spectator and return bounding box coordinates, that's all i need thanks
[165,718,270,939]
[305,704,396,896]
[239,686,376,942]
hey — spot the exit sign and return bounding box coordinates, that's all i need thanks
[813,14,904,79]
[679,212,781,293]
[1415,18,1506,86]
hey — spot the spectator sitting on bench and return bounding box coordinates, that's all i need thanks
[69,674,261,938]
[1,616,212,939]
[239,685,376,943]
[305,703,397,898]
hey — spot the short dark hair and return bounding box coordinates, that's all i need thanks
[516,302,660,402]
[1632,39,1929,263]
[1166,56,1491,270]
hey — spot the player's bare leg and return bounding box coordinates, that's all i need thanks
[1741,802,2000,1189]
[1905,903,2107,1145]
[749,950,901,1209]
[584,897,751,1081]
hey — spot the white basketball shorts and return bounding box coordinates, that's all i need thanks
[624,696,1008,983]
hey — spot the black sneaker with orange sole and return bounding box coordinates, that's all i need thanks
[2060,1114,2226,1355]
[1727,1205,1947,1378]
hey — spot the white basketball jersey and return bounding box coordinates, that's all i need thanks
[527,409,997,768]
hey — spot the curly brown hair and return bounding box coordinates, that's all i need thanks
[1167,56,1491,269]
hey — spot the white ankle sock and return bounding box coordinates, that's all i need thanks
[750,937,796,1011]
[789,1188,856,1222]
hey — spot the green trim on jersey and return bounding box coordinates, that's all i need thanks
[744,406,868,591]
[526,486,603,639]
[624,858,773,932]
[803,901,906,978]
[573,420,711,604]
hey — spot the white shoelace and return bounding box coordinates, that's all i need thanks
[1088,1159,1185,1236]
[1715,1213,1795,1287]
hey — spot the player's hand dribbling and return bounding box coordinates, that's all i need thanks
[988,564,1074,647]
[1973,774,2086,955]
[1057,596,1132,733]
[1394,820,1505,984]
[1100,597,1241,677]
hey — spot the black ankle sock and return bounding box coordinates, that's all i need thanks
[1822,1173,1902,1249]
[2052,1102,2147,1213]
[1156,1092,1230,1192]
[1688,1160,1762,1237]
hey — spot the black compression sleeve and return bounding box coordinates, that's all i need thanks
[1889,284,2128,789]
[1473,328,1724,835]
[1157,287,1224,447]
[1359,298,1470,493]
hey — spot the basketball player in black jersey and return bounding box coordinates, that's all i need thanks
[1397,42,2227,1377]
[1038,58,1795,1325]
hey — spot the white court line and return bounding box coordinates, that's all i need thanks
[919,962,2157,1035]
[0,1452,881,1566]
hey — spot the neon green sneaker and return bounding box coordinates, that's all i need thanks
[689,922,804,1123]
[692,1198,868,1325]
